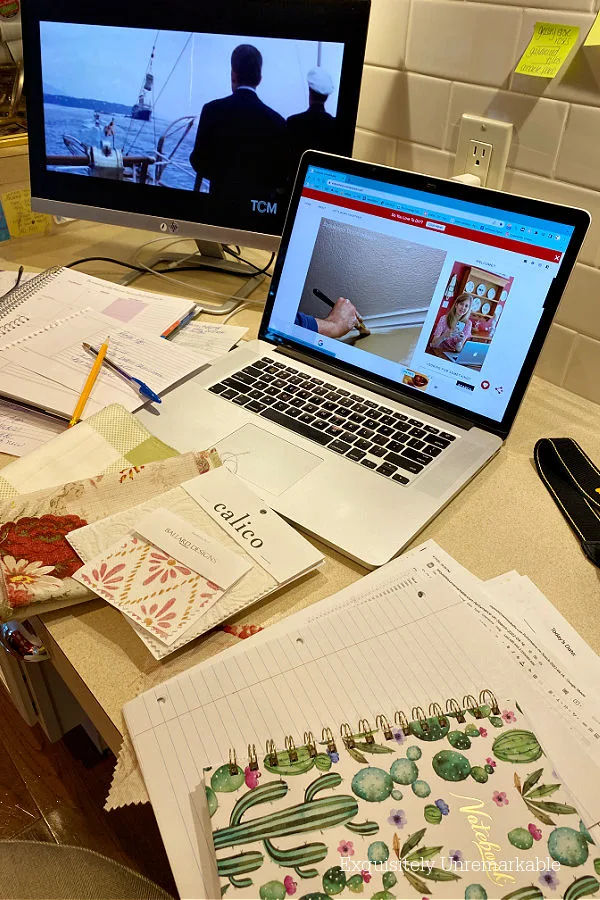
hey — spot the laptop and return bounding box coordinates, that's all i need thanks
[446,340,490,367]
[138,151,589,567]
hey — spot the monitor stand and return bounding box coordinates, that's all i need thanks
[119,239,267,315]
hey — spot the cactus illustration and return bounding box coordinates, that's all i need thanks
[305,772,342,803]
[424,804,442,824]
[230,781,289,827]
[513,768,578,826]
[346,819,380,835]
[215,775,359,889]
[214,793,358,851]
[217,850,264,888]
[432,750,472,782]
[410,716,450,741]
[264,839,328,879]
[500,885,543,900]
[492,730,543,764]
[563,875,600,900]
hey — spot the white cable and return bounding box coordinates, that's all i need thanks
[221,302,249,324]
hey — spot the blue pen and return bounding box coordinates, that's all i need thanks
[82,342,162,403]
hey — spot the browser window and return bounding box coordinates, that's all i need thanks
[265,165,575,422]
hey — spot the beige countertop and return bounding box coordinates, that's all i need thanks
[2,222,599,759]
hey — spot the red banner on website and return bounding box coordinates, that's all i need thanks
[301,188,563,263]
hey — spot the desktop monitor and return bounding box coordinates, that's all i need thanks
[22,0,370,253]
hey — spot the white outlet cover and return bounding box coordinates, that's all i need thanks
[453,114,513,190]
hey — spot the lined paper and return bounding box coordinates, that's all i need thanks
[124,551,511,900]
[0,399,64,456]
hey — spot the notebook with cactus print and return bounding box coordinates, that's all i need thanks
[201,698,599,900]
[124,557,600,900]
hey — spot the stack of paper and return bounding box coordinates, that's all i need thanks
[67,467,324,659]
[122,540,600,899]
[0,308,208,421]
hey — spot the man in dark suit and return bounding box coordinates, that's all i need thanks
[286,67,338,173]
[189,44,285,212]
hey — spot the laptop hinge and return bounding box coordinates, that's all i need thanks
[274,345,475,432]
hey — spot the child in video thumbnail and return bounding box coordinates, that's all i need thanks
[428,293,473,353]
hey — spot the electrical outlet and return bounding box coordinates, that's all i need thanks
[454,114,513,189]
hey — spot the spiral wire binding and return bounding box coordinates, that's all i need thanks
[0,266,61,319]
[232,689,500,769]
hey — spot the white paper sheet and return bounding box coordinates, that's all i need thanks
[0,400,64,456]
[170,321,248,360]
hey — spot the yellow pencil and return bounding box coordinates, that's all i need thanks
[68,336,110,427]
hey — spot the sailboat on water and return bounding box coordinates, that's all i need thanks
[131,36,155,120]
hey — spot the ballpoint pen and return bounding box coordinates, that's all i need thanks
[68,336,110,427]
[161,307,198,339]
[82,342,162,403]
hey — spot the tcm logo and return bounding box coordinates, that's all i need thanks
[251,200,277,214]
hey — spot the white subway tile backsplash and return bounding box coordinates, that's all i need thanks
[534,323,577,385]
[406,0,522,87]
[510,10,600,107]
[555,262,600,340]
[365,0,411,69]
[563,333,600,401]
[502,170,600,266]
[395,140,454,176]
[556,104,600,189]
[357,68,451,147]
[358,0,600,404]
[353,129,398,165]
[445,82,568,177]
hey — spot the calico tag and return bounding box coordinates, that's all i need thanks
[182,466,322,583]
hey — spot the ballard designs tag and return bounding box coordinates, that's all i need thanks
[135,507,251,591]
[182,467,322,583]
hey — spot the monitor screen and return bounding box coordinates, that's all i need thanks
[262,158,585,433]
[23,0,369,247]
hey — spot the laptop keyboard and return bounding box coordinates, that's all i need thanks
[208,357,457,484]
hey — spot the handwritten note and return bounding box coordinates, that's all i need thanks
[0,401,63,457]
[515,22,579,78]
[170,321,248,359]
[584,12,600,46]
[0,189,52,238]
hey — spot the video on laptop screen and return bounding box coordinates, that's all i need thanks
[39,22,345,225]
[264,165,576,423]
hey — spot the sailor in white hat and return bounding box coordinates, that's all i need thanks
[286,66,337,168]
[306,66,334,97]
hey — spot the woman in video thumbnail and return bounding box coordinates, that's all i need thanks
[428,293,473,353]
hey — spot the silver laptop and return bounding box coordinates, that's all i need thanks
[446,340,490,368]
[139,151,589,567]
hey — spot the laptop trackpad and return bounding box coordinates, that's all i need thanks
[215,424,323,496]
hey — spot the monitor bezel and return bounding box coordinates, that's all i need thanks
[22,0,370,245]
[259,150,591,440]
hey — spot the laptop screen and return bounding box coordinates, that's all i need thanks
[263,162,578,426]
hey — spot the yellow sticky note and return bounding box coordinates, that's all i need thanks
[0,189,52,239]
[584,12,600,46]
[515,22,579,78]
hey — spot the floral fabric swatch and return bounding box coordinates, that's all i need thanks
[0,449,220,621]
[74,535,223,645]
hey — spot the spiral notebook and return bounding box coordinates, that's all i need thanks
[0,265,196,348]
[124,545,600,900]
[0,307,206,420]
